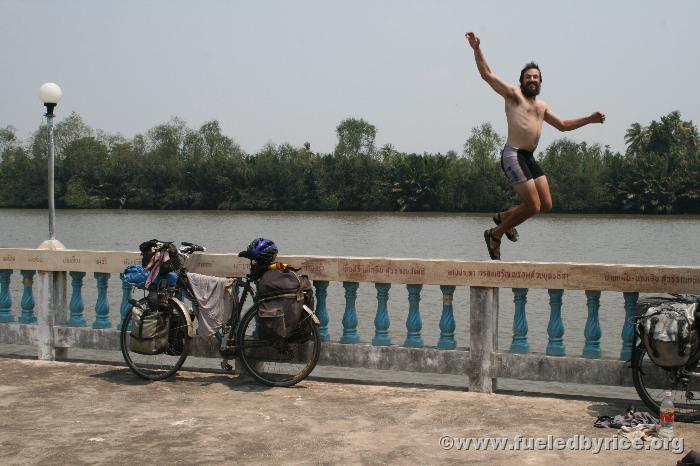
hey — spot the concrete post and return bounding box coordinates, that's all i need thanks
[36,271,67,360]
[437,285,457,350]
[313,281,330,342]
[469,286,499,393]
[340,282,360,344]
[36,239,67,360]
[372,283,391,346]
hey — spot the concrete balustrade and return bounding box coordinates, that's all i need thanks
[1,247,700,393]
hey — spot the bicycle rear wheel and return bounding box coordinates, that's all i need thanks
[120,304,191,381]
[631,343,700,421]
[237,306,321,387]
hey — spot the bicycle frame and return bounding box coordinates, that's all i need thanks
[175,268,257,357]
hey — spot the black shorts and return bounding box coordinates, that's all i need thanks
[500,144,544,184]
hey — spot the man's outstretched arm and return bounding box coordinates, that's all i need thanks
[544,109,606,132]
[465,32,515,99]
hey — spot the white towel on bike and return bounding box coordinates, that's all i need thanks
[187,273,235,337]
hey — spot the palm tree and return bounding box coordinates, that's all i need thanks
[624,122,644,154]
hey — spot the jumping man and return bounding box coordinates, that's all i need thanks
[465,32,605,260]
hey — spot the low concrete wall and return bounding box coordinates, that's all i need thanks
[1,322,649,389]
[5,248,697,393]
[2,247,700,292]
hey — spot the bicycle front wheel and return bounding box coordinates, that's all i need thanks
[120,305,191,381]
[237,306,321,387]
[631,343,700,421]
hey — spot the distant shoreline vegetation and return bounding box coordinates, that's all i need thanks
[0,111,698,214]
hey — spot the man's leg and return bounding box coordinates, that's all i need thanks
[491,180,541,240]
[533,175,553,212]
[497,175,552,225]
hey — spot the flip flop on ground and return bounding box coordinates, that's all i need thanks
[483,229,501,261]
[493,213,519,242]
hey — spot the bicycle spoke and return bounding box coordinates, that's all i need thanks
[238,307,320,387]
[120,306,190,381]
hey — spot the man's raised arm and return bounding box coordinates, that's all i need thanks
[544,109,606,132]
[465,32,514,99]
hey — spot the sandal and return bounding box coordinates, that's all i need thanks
[483,229,501,261]
[493,213,519,242]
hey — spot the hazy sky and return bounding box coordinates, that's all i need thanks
[1,0,699,155]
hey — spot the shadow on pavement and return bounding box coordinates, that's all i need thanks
[88,366,274,392]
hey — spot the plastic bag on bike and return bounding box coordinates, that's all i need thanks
[637,302,699,368]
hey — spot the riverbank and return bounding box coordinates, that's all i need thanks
[1,356,698,465]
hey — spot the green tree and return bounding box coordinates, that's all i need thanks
[624,122,644,155]
[618,112,700,213]
[334,118,377,158]
[58,137,110,208]
[0,126,19,160]
[54,112,93,159]
[101,141,142,208]
[139,117,191,208]
[183,120,246,209]
[327,118,385,210]
[461,123,511,211]
[388,153,448,211]
[0,146,45,207]
[539,139,614,212]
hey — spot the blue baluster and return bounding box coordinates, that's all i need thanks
[404,284,423,348]
[118,274,132,331]
[67,271,86,327]
[546,289,565,356]
[437,285,457,349]
[372,283,391,346]
[0,270,13,323]
[583,290,602,358]
[313,281,330,342]
[92,272,111,329]
[621,292,639,360]
[340,282,359,344]
[19,270,37,324]
[511,288,529,353]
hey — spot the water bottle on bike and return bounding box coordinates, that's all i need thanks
[658,391,675,438]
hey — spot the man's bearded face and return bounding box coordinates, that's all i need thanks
[520,69,541,97]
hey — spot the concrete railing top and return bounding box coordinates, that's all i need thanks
[1,247,699,293]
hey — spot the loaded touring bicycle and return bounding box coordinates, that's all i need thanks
[120,238,321,387]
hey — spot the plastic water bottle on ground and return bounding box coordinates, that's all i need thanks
[658,390,675,438]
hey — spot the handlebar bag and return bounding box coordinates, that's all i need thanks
[637,302,699,368]
[139,239,182,275]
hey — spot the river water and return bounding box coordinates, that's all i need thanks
[2,209,700,393]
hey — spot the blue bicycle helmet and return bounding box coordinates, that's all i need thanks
[239,237,278,263]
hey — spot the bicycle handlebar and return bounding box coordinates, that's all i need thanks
[180,242,206,253]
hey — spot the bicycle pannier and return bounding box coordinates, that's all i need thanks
[257,268,315,340]
[129,305,171,355]
[637,302,699,368]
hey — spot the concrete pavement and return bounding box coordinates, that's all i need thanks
[0,356,698,465]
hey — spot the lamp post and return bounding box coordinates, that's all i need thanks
[36,83,67,362]
[38,83,62,242]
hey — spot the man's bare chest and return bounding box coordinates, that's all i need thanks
[506,99,545,123]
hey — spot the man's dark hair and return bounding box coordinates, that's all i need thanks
[519,62,542,85]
